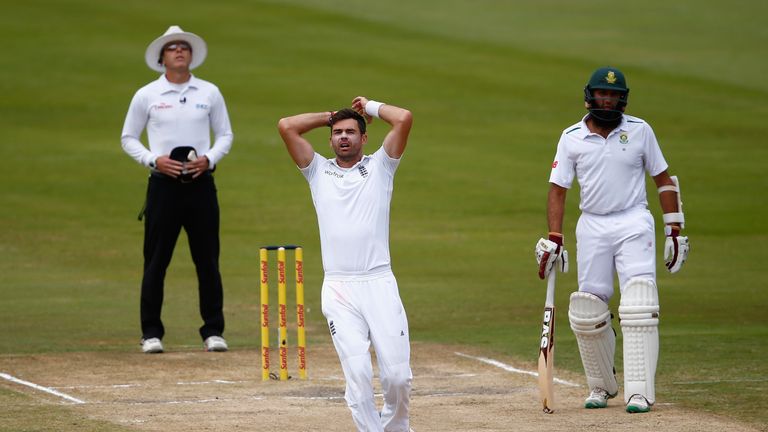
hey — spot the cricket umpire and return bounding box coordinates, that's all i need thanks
[121,26,233,353]
[535,67,689,413]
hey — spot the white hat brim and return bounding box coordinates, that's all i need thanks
[145,26,207,72]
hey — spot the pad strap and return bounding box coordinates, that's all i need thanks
[657,185,678,194]
[661,175,685,229]
[663,212,685,225]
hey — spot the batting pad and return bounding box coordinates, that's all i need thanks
[619,278,659,405]
[569,292,618,396]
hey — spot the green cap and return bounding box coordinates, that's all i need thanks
[586,67,628,92]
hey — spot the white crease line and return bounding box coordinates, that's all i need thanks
[106,391,484,406]
[419,392,471,398]
[56,384,141,390]
[1,372,86,404]
[284,395,345,401]
[176,380,243,385]
[454,352,580,387]
[125,398,227,406]
[673,378,768,385]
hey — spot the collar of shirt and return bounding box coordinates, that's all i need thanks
[329,154,371,170]
[157,74,200,95]
[576,113,629,140]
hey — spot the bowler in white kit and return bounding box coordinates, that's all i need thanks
[278,97,414,432]
[535,67,690,413]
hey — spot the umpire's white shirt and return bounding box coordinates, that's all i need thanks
[549,114,668,215]
[121,74,233,168]
[301,147,399,276]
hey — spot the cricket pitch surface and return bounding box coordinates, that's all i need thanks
[0,342,760,431]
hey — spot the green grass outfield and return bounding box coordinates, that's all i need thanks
[1,0,766,429]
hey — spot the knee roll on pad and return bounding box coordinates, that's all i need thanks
[619,278,659,405]
[569,291,618,396]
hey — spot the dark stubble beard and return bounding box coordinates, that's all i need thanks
[588,112,622,130]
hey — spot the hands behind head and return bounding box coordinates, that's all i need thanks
[352,96,373,124]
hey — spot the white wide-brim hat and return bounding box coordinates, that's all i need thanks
[145,25,207,72]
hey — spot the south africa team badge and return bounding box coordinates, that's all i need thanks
[619,133,629,144]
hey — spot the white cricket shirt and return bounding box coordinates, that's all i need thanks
[301,147,400,276]
[121,74,233,168]
[549,114,668,215]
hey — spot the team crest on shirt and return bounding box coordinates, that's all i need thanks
[619,133,629,144]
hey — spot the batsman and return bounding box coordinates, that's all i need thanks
[535,67,690,413]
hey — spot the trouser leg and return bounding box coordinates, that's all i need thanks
[140,177,181,339]
[184,177,224,339]
[368,276,411,432]
[322,281,383,432]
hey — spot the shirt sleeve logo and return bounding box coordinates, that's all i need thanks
[552,160,558,168]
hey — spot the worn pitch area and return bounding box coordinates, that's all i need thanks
[0,342,759,432]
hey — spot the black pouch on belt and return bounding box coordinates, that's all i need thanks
[170,146,198,183]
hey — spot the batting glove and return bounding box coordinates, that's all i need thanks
[536,233,569,279]
[664,226,689,273]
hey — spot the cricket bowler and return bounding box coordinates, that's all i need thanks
[278,97,414,431]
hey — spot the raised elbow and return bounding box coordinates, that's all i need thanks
[398,109,413,128]
[277,117,292,134]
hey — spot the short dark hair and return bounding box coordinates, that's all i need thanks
[330,108,366,134]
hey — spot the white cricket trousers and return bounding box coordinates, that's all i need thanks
[321,270,412,432]
[576,206,657,301]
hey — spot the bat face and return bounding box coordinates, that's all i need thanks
[540,308,553,350]
[538,305,555,413]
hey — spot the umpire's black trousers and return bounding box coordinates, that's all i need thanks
[140,172,225,341]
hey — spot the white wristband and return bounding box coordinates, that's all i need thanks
[365,100,384,118]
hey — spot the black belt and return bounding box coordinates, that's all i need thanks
[150,170,212,183]
[139,171,214,220]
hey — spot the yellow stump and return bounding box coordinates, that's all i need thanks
[259,248,270,381]
[278,247,289,381]
[295,247,307,379]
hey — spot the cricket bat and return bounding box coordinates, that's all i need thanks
[538,270,556,414]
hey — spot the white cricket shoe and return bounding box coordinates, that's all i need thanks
[626,394,651,413]
[584,387,613,409]
[141,338,163,354]
[204,336,228,352]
